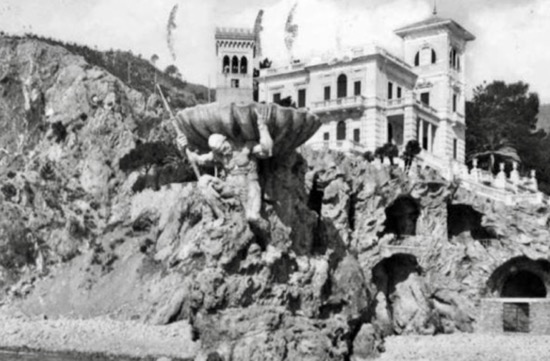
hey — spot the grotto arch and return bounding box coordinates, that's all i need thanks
[382,195,420,237]
[371,253,430,335]
[447,203,496,240]
[487,256,550,298]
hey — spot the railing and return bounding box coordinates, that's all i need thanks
[311,95,367,112]
[413,153,544,205]
[387,98,405,108]
[307,139,366,154]
[415,100,438,115]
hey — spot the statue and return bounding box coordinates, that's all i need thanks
[187,109,274,228]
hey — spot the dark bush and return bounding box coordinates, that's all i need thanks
[403,140,421,171]
[51,121,67,143]
[40,162,55,180]
[1,183,17,201]
[362,151,375,162]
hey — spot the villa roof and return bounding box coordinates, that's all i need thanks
[215,27,255,41]
[394,16,475,41]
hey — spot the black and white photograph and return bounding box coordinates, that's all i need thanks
[0,0,549,360]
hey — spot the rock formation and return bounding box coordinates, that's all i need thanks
[1,35,550,361]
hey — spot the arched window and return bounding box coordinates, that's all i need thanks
[336,121,346,140]
[231,56,239,74]
[431,49,437,64]
[449,48,459,70]
[414,51,420,66]
[222,56,230,73]
[337,74,347,98]
[240,56,248,74]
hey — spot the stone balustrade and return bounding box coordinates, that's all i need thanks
[416,154,544,205]
[306,139,367,154]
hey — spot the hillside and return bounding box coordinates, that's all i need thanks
[1,35,550,360]
[15,32,213,108]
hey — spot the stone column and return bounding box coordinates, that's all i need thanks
[403,105,416,144]
[419,119,424,150]
[427,122,433,152]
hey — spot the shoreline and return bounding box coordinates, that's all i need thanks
[0,348,190,361]
[0,313,199,360]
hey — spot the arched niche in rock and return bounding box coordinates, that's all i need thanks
[487,256,550,298]
[383,195,420,237]
[447,203,497,240]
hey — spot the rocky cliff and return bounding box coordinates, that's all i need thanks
[1,36,550,361]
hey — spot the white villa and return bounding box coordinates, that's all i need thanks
[215,14,474,168]
[213,14,543,205]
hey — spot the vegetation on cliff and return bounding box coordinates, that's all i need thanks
[466,81,550,193]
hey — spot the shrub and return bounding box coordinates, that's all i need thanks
[362,151,375,163]
[51,121,67,143]
[403,140,421,171]
[1,183,17,201]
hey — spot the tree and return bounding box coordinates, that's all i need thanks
[119,141,180,189]
[259,58,272,69]
[466,80,550,193]
[165,64,180,78]
[384,143,399,166]
[402,140,421,172]
[362,151,374,163]
[466,81,539,172]
[374,146,385,163]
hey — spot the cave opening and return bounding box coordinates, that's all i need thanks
[371,254,422,335]
[502,270,546,298]
[383,196,420,237]
[447,203,496,240]
[487,256,550,299]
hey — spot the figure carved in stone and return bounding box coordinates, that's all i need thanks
[187,108,273,228]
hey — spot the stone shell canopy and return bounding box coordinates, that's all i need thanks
[175,102,321,156]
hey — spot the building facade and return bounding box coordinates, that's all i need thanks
[253,16,475,166]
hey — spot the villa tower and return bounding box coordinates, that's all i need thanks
[215,27,256,105]
[395,16,475,163]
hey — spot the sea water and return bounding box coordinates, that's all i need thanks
[0,350,140,361]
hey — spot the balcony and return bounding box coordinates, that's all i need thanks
[306,139,367,154]
[387,98,405,108]
[414,100,438,116]
[311,95,367,113]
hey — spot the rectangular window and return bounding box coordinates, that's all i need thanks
[354,81,361,96]
[353,129,360,142]
[298,89,306,108]
[231,79,239,88]
[323,132,329,141]
[388,82,393,100]
[453,139,458,160]
[273,93,281,103]
[422,121,429,150]
[397,87,402,99]
[324,86,331,100]
[453,94,458,112]
[420,92,430,105]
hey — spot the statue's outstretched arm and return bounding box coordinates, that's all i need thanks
[187,149,215,166]
[252,108,273,158]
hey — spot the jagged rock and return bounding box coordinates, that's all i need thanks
[3,34,550,361]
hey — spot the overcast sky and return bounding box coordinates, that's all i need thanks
[0,0,549,102]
